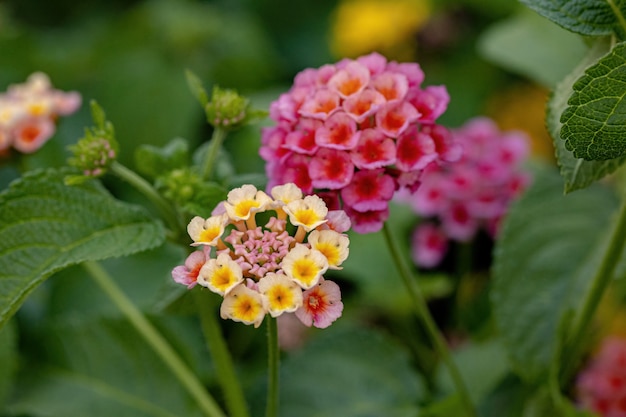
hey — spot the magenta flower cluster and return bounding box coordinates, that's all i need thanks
[260,52,457,233]
[405,117,530,268]
[577,337,626,416]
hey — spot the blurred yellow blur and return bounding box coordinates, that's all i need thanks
[330,0,430,61]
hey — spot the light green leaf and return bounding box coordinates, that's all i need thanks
[548,38,626,191]
[185,69,209,107]
[561,41,626,161]
[478,10,587,87]
[491,167,619,382]
[7,317,206,417]
[0,168,165,330]
[135,137,190,180]
[519,0,626,37]
[273,325,424,417]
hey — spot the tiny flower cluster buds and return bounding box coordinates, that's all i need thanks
[577,337,626,416]
[260,52,457,233]
[67,101,118,180]
[0,72,81,154]
[172,183,350,329]
[404,117,530,268]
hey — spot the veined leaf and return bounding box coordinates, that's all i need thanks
[492,167,619,382]
[548,38,626,191]
[7,316,206,417]
[0,168,165,330]
[561,41,626,161]
[519,0,626,37]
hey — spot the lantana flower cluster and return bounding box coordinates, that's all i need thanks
[260,52,458,234]
[0,72,81,154]
[404,117,530,268]
[577,337,626,416]
[172,183,350,329]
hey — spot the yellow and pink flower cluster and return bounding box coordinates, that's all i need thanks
[0,72,81,154]
[172,183,350,329]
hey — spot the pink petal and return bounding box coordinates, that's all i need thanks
[411,223,448,268]
[309,148,354,190]
[12,117,55,153]
[315,111,361,150]
[371,72,409,102]
[408,85,449,123]
[350,128,396,169]
[341,169,395,212]
[356,52,388,75]
[375,101,419,137]
[327,61,370,99]
[295,278,343,328]
[344,205,389,234]
[342,88,386,123]
[386,61,425,88]
[441,203,478,241]
[395,127,438,171]
[298,89,340,120]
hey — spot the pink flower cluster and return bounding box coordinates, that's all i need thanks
[260,52,457,233]
[405,117,530,268]
[577,337,626,416]
[0,72,81,154]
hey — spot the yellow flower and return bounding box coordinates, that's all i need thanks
[198,253,243,295]
[258,273,303,317]
[224,184,273,221]
[307,229,350,270]
[283,195,328,232]
[282,244,329,289]
[220,283,267,328]
[187,214,227,247]
[330,0,431,60]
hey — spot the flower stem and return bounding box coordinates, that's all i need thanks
[194,290,250,417]
[560,200,626,387]
[382,223,476,417]
[83,261,225,417]
[110,161,184,237]
[265,316,279,417]
[202,128,227,181]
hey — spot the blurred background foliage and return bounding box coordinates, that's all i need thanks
[0,0,595,415]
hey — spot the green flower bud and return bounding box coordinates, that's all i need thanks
[67,101,118,179]
[156,167,226,218]
[205,85,249,130]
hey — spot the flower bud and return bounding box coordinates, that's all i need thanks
[205,85,249,130]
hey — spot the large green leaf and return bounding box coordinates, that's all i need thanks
[548,38,626,192]
[519,0,626,37]
[0,168,165,330]
[0,321,16,409]
[478,10,587,87]
[7,316,207,417]
[491,167,619,382]
[266,324,423,417]
[560,41,626,161]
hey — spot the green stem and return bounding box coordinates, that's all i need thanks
[265,316,279,417]
[194,290,250,417]
[560,200,626,387]
[83,261,226,417]
[110,161,184,236]
[202,128,227,181]
[382,223,476,417]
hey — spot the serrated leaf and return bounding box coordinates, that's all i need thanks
[135,137,190,180]
[491,167,619,382]
[478,10,587,87]
[271,325,424,417]
[561,41,626,161]
[548,38,626,191]
[519,0,626,37]
[0,168,165,330]
[7,316,206,417]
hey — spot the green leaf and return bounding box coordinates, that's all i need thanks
[272,325,424,417]
[135,137,190,180]
[0,320,17,409]
[548,38,626,191]
[7,316,207,417]
[185,69,209,107]
[491,167,619,382]
[561,41,626,161]
[478,10,587,87]
[519,0,626,37]
[0,168,165,330]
